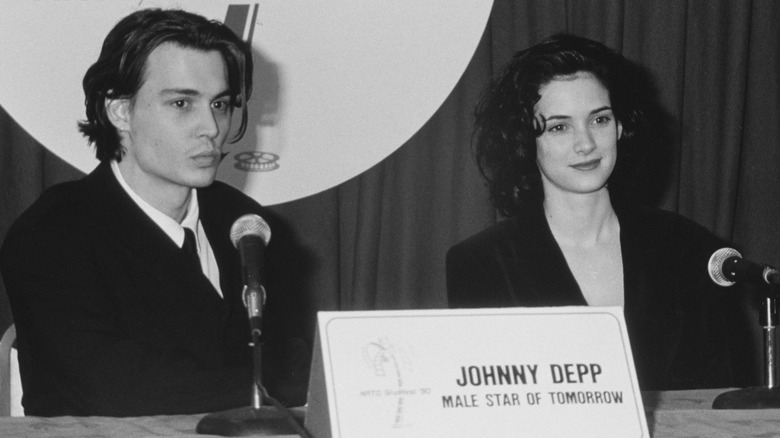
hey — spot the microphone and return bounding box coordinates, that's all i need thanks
[709,248,780,411]
[197,214,309,436]
[708,247,780,287]
[230,214,271,338]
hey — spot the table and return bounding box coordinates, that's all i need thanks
[2,389,780,437]
[644,389,780,437]
[0,410,304,438]
[0,414,214,437]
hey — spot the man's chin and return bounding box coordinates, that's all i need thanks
[188,171,219,188]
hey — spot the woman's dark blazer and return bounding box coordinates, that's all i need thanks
[446,200,747,390]
[0,162,308,416]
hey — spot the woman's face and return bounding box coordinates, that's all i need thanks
[534,72,622,199]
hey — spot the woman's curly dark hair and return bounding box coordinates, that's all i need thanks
[473,33,655,217]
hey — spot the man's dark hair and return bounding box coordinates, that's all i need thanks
[78,8,253,162]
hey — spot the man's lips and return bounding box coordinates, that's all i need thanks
[191,151,220,166]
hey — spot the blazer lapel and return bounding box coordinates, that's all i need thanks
[504,206,587,306]
[197,188,247,321]
[82,163,224,312]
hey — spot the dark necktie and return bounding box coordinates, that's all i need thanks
[182,228,202,274]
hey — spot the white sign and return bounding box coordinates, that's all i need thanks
[305,307,649,438]
[0,1,492,205]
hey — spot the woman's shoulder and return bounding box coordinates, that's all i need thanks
[614,199,724,250]
[455,219,517,245]
[616,200,711,230]
[448,206,546,257]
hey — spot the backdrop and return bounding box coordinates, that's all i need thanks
[1,0,778,385]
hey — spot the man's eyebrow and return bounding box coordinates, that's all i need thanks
[160,88,200,96]
[159,88,233,99]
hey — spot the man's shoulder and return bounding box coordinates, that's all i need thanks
[200,180,262,210]
[8,178,91,231]
[1,178,93,265]
[197,181,270,234]
[10,162,118,230]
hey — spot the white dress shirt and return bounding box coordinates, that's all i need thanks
[110,160,223,297]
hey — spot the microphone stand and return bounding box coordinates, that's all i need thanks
[713,296,780,409]
[196,287,309,436]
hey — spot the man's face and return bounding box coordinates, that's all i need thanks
[114,43,233,199]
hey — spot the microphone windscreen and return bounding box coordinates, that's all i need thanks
[230,214,271,247]
[708,247,741,287]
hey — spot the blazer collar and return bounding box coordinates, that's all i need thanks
[508,204,588,306]
[82,162,225,307]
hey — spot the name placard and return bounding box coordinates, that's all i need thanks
[305,307,648,438]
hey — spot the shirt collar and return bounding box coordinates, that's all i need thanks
[110,160,199,247]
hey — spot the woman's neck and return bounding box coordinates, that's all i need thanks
[543,189,618,247]
[544,188,624,307]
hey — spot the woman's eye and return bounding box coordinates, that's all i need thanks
[548,124,567,133]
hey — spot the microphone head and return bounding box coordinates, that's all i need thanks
[708,247,742,287]
[230,214,271,248]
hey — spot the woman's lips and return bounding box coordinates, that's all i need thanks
[570,158,601,171]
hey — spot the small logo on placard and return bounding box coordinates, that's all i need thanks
[233,151,280,172]
[363,337,414,428]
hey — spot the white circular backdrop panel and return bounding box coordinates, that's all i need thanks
[0,1,492,205]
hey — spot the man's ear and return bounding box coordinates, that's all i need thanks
[105,98,130,132]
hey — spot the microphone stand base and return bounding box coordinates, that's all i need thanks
[712,386,780,409]
[196,405,305,436]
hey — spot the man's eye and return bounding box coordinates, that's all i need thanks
[172,100,190,109]
[212,100,230,112]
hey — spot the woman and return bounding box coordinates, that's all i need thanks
[446,34,748,390]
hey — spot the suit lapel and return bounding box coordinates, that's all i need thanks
[82,163,224,312]
[198,187,247,321]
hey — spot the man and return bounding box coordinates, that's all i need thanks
[0,8,308,416]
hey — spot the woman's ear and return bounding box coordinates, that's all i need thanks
[105,97,130,132]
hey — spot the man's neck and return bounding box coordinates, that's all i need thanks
[115,160,191,223]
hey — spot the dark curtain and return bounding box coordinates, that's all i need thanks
[2,0,778,383]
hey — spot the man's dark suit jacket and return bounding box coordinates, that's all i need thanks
[447,200,751,390]
[0,162,308,416]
